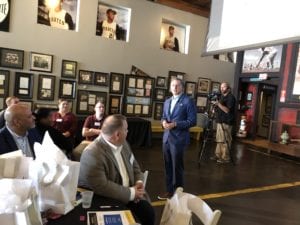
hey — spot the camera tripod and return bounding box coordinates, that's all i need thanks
[197,106,235,165]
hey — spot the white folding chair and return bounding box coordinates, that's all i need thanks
[187,196,221,225]
[160,187,221,225]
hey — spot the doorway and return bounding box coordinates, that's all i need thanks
[256,84,277,138]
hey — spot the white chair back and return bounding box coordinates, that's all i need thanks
[187,197,221,225]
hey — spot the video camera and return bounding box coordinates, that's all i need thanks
[207,91,221,101]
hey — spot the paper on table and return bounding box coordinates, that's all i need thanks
[87,210,136,225]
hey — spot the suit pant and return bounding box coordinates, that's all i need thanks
[127,199,155,225]
[163,141,186,194]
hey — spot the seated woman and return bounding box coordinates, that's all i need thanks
[34,108,73,154]
[52,99,77,153]
[72,101,107,161]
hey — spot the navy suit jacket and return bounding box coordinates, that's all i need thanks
[0,126,41,158]
[162,94,197,146]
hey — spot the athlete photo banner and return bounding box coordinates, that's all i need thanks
[95,2,131,42]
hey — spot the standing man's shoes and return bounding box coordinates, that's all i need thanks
[157,192,173,200]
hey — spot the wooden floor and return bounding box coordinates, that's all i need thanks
[132,137,300,225]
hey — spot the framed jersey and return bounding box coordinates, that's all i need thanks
[96,2,131,42]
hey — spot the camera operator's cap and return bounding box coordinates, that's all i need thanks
[106,8,117,15]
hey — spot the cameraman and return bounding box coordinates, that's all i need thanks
[211,82,236,164]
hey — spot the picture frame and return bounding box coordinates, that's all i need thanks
[76,90,107,115]
[14,72,34,99]
[154,88,166,101]
[37,74,56,101]
[96,3,131,42]
[0,97,4,110]
[123,74,154,117]
[197,78,211,94]
[78,70,94,85]
[21,100,33,111]
[108,95,122,114]
[196,95,208,113]
[156,76,167,88]
[0,70,10,98]
[160,19,188,54]
[153,102,163,120]
[242,45,283,73]
[211,81,221,93]
[0,48,24,69]
[94,72,109,86]
[30,52,53,73]
[61,60,77,78]
[37,0,79,31]
[246,92,253,101]
[109,72,124,94]
[59,79,76,99]
[185,81,196,98]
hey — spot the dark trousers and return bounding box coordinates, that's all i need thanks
[163,141,186,194]
[127,200,155,225]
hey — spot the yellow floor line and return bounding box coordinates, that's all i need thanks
[151,181,300,207]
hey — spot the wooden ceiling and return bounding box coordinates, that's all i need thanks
[154,0,211,18]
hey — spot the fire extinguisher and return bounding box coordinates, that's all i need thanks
[237,115,247,137]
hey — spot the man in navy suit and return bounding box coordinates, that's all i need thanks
[0,104,40,158]
[158,78,197,200]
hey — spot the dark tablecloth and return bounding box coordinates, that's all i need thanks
[126,117,152,148]
[47,195,126,225]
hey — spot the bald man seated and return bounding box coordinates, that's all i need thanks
[0,104,40,158]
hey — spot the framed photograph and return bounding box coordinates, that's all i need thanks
[108,95,122,114]
[185,81,196,98]
[123,74,154,117]
[196,95,208,113]
[156,76,167,88]
[246,92,253,101]
[154,88,166,101]
[211,81,221,93]
[59,79,76,99]
[0,70,10,98]
[76,90,107,115]
[61,60,77,78]
[153,102,163,120]
[94,72,109,86]
[78,70,94,85]
[0,48,24,69]
[14,72,33,99]
[30,52,53,73]
[160,19,188,54]
[21,101,33,111]
[37,0,79,31]
[37,74,55,101]
[96,3,131,42]
[197,78,211,94]
[109,72,124,94]
[242,45,283,73]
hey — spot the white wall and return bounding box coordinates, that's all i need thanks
[0,0,235,112]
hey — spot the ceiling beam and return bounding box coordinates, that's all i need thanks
[155,0,210,18]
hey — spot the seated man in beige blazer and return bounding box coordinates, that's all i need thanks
[79,114,155,225]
